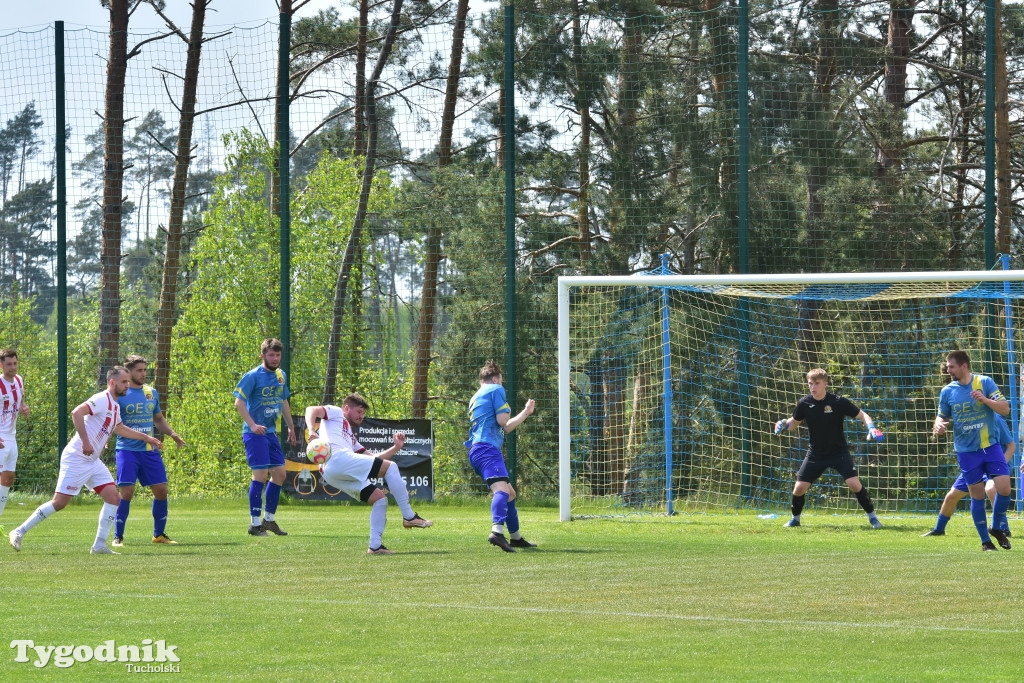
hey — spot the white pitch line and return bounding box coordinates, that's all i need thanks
[297,599,1024,635]
[32,589,1024,635]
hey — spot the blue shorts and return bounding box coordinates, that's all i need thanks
[952,473,990,493]
[957,443,1011,486]
[468,443,508,484]
[243,432,285,470]
[116,449,168,487]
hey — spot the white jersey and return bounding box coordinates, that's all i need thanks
[0,373,25,438]
[62,390,122,462]
[320,405,366,456]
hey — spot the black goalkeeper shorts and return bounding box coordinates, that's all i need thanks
[796,451,858,483]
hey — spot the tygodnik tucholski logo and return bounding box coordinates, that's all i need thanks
[10,639,180,671]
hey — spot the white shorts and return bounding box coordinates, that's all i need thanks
[55,455,115,496]
[0,437,18,472]
[321,452,379,500]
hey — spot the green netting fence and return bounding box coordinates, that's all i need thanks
[1,1,1023,510]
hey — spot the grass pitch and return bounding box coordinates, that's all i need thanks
[1,499,1022,680]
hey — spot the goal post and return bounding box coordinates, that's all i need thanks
[558,269,1024,521]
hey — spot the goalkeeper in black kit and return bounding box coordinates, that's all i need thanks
[772,368,885,529]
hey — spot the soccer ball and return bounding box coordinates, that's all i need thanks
[306,438,332,465]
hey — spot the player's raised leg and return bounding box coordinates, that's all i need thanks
[378,461,431,529]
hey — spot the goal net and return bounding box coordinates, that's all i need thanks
[557,267,1024,520]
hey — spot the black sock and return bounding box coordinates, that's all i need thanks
[791,493,806,517]
[855,487,875,514]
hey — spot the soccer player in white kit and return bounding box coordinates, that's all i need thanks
[305,393,432,554]
[8,366,163,555]
[0,348,30,525]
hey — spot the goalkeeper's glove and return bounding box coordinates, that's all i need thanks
[866,423,885,442]
[774,419,787,435]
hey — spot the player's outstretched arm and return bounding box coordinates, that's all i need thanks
[773,418,799,435]
[113,423,164,450]
[856,411,885,442]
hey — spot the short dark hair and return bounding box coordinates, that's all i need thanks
[479,360,502,382]
[0,348,17,363]
[261,338,284,354]
[946,350,970,367]
[124,354,148,369]
[107,365,128,382]
[343,393,369,410]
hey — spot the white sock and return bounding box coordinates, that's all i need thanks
[17,501,57,535]
[868,511,879,521]
[94,502,118,548]
[369,497,387,549]
[509,531,523,540]
[383,465,415,519]
[263,512,275,522]
[251,515,262,526]
[0,484,9,517]
[492,523,505,535]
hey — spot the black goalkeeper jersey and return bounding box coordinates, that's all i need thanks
[792,392,861,458]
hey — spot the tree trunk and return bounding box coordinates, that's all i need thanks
[994,0,1011,255]
[572,0,591,266]
[411,0,470,418]
[354,0,368,158]
[876,1,914,180]
[322,0,405,405]
[607,7,641,275]
[154,0,207,406]
[99,0,131,385]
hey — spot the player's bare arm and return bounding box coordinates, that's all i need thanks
[773,417,801,434]
[304,405,327,441]
[71,402,94,455]
[970,389,1010,416]
[933,416,949,436]
[234,397,266,435]
[499,399,536,434]
[113,423,164,450]
[374,431,407,461]
[281,400,297,445]
[154,412,185,447]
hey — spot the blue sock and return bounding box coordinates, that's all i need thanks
[506,499,520,536]
[970,497,991,543]
[491,490,509,526]
[153,498,168,537]
[992,493,1010,533]
[935,513,951,533]
[115,499,131,539]
[248,480,265,521]
[265,482,281,515]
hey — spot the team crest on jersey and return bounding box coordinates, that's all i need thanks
[824,405,833,413]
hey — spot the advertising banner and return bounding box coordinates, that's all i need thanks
[283,415,433,502]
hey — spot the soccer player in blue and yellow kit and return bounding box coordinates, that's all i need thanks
[112,354,186,546]
[933,350,1013,551]
[922,413,1015,538]
[466,360,535,552]
[234,338,296,537]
